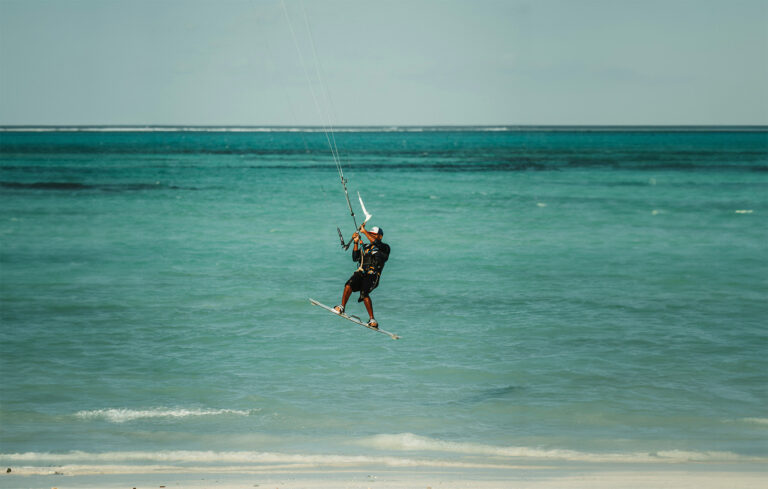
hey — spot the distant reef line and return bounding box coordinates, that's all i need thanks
[1,125,767,133]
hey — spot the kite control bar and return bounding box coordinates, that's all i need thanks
[337,192,373,250]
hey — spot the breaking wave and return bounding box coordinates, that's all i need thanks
[74,408,257,423]
[355,433,768,463]
[743,418,768,425]
[3,433,767,476]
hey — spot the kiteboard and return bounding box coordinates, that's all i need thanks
[309,298,400,340]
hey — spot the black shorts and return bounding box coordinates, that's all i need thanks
[346,270,380,301]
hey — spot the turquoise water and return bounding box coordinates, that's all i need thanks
[1,128,767,472]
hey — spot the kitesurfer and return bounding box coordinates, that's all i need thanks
[334,224,390,328]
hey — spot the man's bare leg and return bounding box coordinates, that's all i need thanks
[334,284,353,314]
[362,296,377,327]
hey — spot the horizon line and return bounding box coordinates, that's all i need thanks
[2,124,767,133]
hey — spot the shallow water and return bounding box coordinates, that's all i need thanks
[1,128,767,471]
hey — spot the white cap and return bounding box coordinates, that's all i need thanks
[370,226,383,236]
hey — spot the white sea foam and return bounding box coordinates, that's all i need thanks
[74,407,256,423]
[0,450,522,476]
[2,443,766,477]
[356,433,766,463]
[743,418,768,425]
[4,432,768,477]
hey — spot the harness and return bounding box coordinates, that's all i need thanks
[357,242,385,275]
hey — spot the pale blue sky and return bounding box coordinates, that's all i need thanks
[1,0,766,125]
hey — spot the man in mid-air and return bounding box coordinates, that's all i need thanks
[334,223,390,328]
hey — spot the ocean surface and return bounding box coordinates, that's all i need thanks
[1,127,767,475]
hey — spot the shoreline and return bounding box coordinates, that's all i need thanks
[3,463,767,489]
